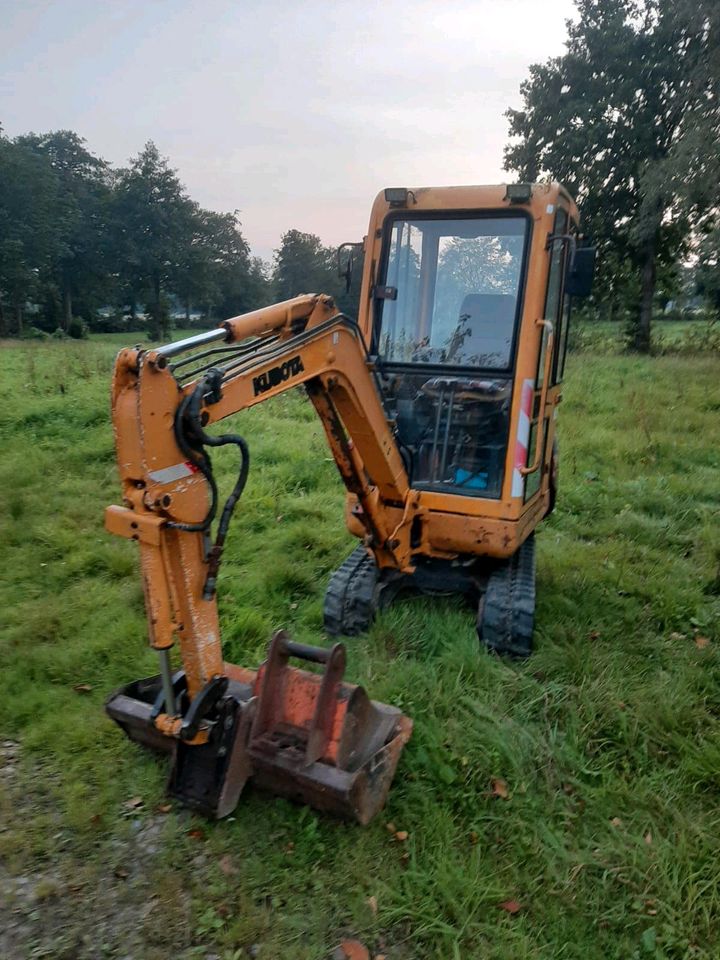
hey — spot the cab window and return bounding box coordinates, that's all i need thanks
[378,215,528,370]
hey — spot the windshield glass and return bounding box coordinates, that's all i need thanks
[378,216,527,368]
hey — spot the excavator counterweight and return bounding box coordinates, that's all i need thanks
[104,183,594,823]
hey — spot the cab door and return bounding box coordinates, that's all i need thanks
[524,208,570,503]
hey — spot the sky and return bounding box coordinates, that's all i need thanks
[0,0,575,261]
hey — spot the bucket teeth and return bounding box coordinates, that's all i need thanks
[105,633,411,824]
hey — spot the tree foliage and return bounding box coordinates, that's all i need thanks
[15,130,111,331]
[0,127,364,338]
[272,229,362,318]
[0,130,271,338]
[505,0,719,350]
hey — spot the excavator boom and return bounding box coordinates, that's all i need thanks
[105,293,414,822]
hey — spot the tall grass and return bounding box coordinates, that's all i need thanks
[0,336,719,959]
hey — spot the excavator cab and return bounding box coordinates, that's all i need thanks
[103,182,593,824]
[326,183,594,655]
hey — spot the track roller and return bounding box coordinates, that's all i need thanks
[477,533,536,658]
[324,545,381,636]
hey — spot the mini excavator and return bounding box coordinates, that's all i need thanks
[105,183,595,823]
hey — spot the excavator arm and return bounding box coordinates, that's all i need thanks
[106,294,415,698]
[104,295,413,823]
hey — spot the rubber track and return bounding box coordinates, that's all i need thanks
[478,533,536,658]
[324,546,379,637]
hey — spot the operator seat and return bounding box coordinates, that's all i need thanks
[456,293,516,367]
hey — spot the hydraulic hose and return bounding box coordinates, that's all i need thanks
[168,370,250,598]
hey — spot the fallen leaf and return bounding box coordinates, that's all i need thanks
[610,817,623,827]
[385,821,396,834]
[156,803,172,814]
[219,855,236,876]
[669,632,686,642]
[334,939,370,960]
[399,851,410,864]
[395,830,408,842]
[469,831,479,845]
[617,701,627,711]
[498,899,523,914]
[491,778,509,800]
[73,683,93,693]
[695,635,710,650]
[114,867,129,879]
[374,955,386,960]
[187,827,205,841]
[366,895,378,915]
[124,796,143,810]
[644,831,653,845]
[589,630,601,641]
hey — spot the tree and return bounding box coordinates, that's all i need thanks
[15,130,111,330]
[272,229,363,319]
[112,142,195,338]
[505,0,715,351]
[0,131,64,335]
[272,230,333,301]
[215,253,270,320]
[696,224,720,319]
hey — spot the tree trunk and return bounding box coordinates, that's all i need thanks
[0,299,6,338]
[632,232,657,353]
[185,297,190,324]
[15,303,23,336]
[153,272,168,339]
[62,285,72,331]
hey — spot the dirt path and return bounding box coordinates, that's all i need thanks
[0,741,203,960]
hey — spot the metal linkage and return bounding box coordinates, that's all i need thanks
[155,327,228,359]
[171,336,281,386]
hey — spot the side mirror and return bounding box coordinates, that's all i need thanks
[565,246,597,298]
[337,242,363,293]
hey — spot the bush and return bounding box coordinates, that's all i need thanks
[21,326,49,341]
[660,321,720,355]
[67,317,88,339]
[567,322,621,354]
[146,298,171,341]
[93,312,140,334]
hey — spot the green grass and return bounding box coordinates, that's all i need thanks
[1,334,719,959]
[568,315,720,355]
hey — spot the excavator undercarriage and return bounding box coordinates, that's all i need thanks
[324,535,537,658]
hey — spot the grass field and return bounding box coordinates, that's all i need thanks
[1,332,719,959]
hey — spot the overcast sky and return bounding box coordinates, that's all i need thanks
[1,0,575,260]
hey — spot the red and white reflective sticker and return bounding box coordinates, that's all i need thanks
[511,378,534,498]
[148,461,199,485]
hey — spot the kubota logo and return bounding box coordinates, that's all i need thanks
[252,355,305,396]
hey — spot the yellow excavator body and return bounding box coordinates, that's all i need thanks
[104,182,594,822]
